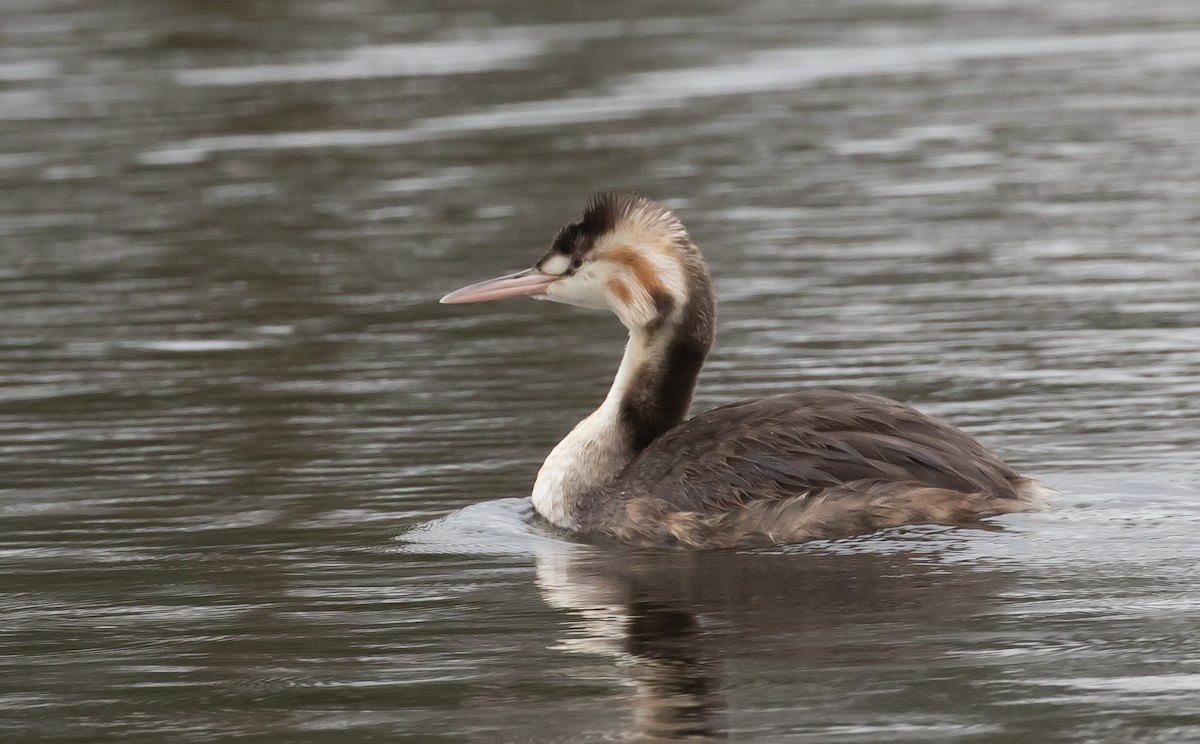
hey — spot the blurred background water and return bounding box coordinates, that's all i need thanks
[2,1,1199,742]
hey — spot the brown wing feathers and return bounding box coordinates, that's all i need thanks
[603,391,1034,548]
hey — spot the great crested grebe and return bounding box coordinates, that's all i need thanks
[441,193,1046,548]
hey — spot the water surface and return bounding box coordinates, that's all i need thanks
[1,1,1199,741]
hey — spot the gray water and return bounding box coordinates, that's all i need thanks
[2,1,1200,741]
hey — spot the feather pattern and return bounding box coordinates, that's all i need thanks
[588,391,1044,549]
[585,391,1046,549]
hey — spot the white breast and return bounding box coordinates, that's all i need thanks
[532,402,631,529]
[531,331,664,529]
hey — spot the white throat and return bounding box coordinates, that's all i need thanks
[532,330,665,529]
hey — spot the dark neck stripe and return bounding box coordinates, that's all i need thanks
[618,261,715,454]
[619,336,707,453]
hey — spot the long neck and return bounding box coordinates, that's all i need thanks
[615,326,708,453]
[532,285,714,530]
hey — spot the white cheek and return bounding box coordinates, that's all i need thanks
[540,254,571,276]
[544,268,610,310]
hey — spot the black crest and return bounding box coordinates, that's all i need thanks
[549,191,651,257]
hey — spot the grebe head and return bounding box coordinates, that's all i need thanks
[440,192,706,332]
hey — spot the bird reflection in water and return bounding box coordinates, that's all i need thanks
[537,549,726,741]
[535,535,1010,742]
